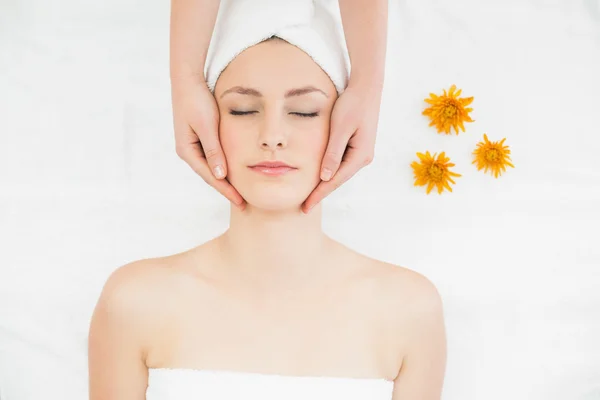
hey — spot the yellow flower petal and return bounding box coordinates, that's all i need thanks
[426,181,435,194]
[411,151,460,194]
[472,134,515,177]
[461,97,474,106]
[422,85,474,135]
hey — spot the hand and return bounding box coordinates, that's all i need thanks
[302,83,383,213]
[171,76,246,210]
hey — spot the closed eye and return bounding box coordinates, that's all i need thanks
[291,112,319,118]
[229,110,257,116]
[229,110,319,118]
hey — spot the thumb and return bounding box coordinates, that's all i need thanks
[192,120,227,180]
[320,124,349,182]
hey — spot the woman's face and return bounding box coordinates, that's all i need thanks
[214,38,338,211]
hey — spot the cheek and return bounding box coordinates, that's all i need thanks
[219,124,246,164]
[301,126,329,163]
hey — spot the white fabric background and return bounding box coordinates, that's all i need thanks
[1,0,599,399]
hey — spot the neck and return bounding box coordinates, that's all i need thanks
[216,203,334,290]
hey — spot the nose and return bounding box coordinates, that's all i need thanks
[258,119,288,151]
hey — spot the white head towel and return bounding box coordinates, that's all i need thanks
[204,0,351,95]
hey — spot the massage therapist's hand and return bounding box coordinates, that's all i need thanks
[302,82,383,214]
[171,76,246,210]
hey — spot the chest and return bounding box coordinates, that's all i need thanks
[147,276,404,380]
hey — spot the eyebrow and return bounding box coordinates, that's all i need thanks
[220,85,329,99]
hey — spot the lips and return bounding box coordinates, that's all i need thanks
[249,161,294,168]
[248,161,297,176]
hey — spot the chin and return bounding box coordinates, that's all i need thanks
[242,190,306,212]
[230,169,320,212]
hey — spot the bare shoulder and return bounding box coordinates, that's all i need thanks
[98,257,175,306]
[355,255,443,313]
[91,255,185,337]
[88,257,187,397]
[94,240,223,324]
[378,260,445,338]
[383,262,441,309]
[365,260,447,398]
[360,257,445,344]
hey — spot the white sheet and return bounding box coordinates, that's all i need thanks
[1,0,599,399]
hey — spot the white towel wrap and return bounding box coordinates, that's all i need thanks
[204,0,351,95]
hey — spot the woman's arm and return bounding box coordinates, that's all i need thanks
[301,0,388,211]
[338,0,388,90]
[392,279,447,400]
[170,0,220,82]
[169,0,247,207]
[88,264,151,400]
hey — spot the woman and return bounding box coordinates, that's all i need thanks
[88,36,447,400]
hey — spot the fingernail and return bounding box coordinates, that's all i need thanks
[214,165,224,179]
[321,168,332,181]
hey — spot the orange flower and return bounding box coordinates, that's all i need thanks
[411,151,461,194]
[472,134,515,178]
[423,85,474,135]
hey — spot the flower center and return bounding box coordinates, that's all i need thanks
[485,149,500,162]
[443,103,457,118]
[428,164,444,182]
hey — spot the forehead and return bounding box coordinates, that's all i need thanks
[215,39,336,97]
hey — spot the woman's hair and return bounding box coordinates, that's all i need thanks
[265,35,285,43]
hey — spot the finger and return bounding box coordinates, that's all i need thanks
[189,115,228,180]
[320,122,354,182]
[176,137,209,182]
[303,150,363,213]
[212,177,247,210]
[178,142,246,209]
